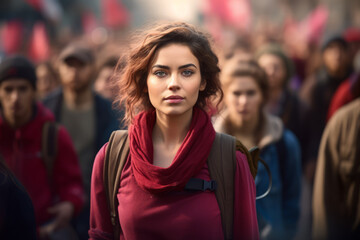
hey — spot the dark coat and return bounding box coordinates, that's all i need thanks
[42,88,122,152]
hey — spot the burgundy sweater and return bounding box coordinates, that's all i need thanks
[89,143,259,240]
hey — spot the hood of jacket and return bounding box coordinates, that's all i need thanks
[213,109,284,149]
[0,102,55,142]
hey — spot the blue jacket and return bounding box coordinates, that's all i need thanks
[255,115,302,240]
[42,88,122,154]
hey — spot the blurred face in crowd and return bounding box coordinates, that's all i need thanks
[322,42,348,75]
[94,66,115,100]
[58,57,94,93]
[36,64,59,99]
[224,76,263,126]
[258,54,286,90]
[0,79,35,127]
[147,44,205,118]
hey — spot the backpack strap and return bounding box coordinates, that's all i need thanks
[103,130,129,240]
[41,121,59,183]
[207,132,236,240]
[208,132,260,240]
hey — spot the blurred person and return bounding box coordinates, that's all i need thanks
[327,72,360,121]
[0,55,84,239]
[222,37,253,62]
[43,42,120,240]
[256,44,308,156]
[327,41,360,121]
[0,154,37,240]
[343,28,360,68]
[89,22,259,240]
[299,35,352,183]
[36,60,61,100]
[312,97,360,240]
[94,54,125,101]
[214,59,301,240]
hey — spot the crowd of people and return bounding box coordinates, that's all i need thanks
[0,20,359,240]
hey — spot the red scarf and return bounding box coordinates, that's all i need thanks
[128,107,215,194]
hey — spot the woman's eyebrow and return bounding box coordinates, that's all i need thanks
[178,63,197,69]
[152,64,169,69]
[152,63,197,70]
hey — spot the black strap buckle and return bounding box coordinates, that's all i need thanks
[184,178,217,191]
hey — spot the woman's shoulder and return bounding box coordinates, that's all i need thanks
[93,143,109,170]
[282,129,300,149]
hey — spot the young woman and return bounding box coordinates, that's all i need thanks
[214,59,302,239]
[89,22,259,240]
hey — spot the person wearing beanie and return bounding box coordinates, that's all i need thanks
[42,42,121,240]
[0,55,84,239]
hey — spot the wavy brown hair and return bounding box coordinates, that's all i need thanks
[113,22,223,126]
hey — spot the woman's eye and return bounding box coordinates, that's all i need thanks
[247,90,256,96]
[182,70,194,77]
[232,91,241,96]
[154,71,166,77]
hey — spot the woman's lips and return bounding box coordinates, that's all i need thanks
[164,95,184,103]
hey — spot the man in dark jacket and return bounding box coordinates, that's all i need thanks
[43,42,121,240]
[0,55,84,239]
[300,35,352,183]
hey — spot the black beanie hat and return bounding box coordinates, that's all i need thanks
[0,55,37,89]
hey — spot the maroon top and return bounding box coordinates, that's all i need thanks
[89,144,259,240]
[0,103,84,226]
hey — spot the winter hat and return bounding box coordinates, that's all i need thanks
[321,35,348,52]
[0,55,37,89]
[255,43,294,85]
[343,28,360,43]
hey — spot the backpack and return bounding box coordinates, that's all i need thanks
[41,121,59,183]
[103,130,264,240]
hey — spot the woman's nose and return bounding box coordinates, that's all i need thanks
[168,74,180,91]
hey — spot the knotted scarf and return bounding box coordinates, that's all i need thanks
[128,107,215,193]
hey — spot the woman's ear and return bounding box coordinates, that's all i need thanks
[200,79,206,91]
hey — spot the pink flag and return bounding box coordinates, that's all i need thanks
[1,21,23,55]
[102,0,129,28]
[28,22,50,63]
[82,11,98,35]
[302,5,329,44]
[203,0,251,31]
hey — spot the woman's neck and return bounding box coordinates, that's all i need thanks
[152,109,193,148]
[268,87,284,105]
[225,113,260,148]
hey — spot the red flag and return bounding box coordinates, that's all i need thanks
[102,0,129,28]
[28,22,50,63]
[82,11,98,35]
[203,0,251,31]
[1,21,23,55]
[25,0,42,11]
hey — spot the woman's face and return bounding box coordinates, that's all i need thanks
[322,42,348,74]
[36,65,58,96]
[224,76,263,126]
[258,53,286,90]
[147,43,205,118]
